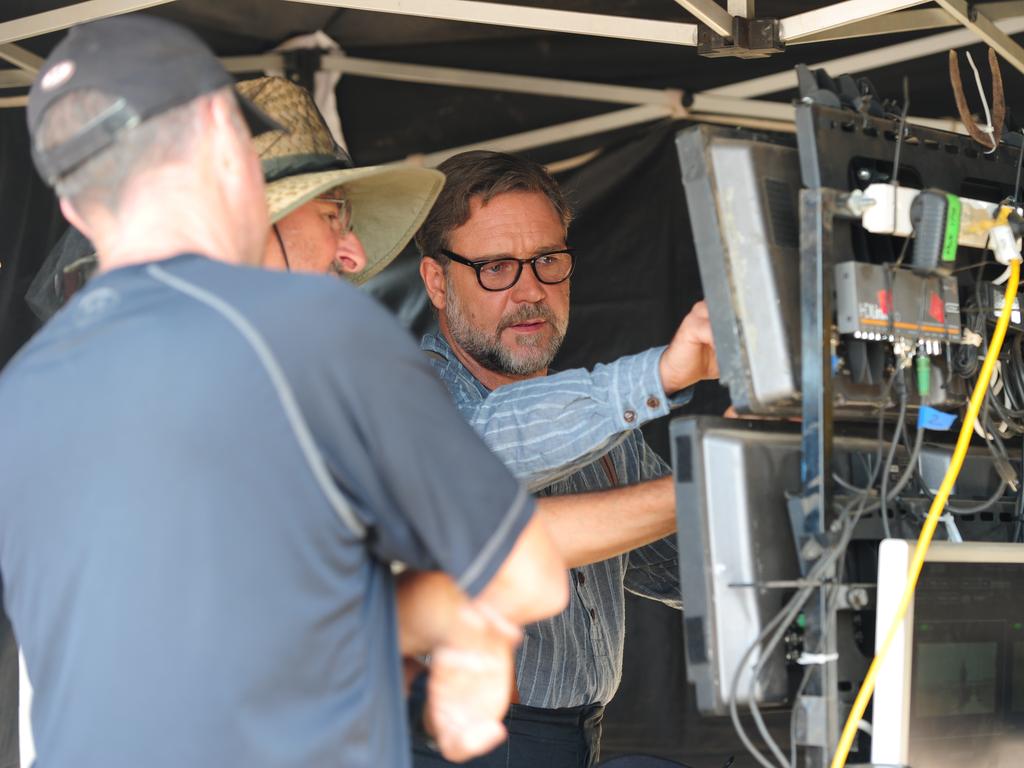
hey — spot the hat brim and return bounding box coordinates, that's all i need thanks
[265,165,444,285]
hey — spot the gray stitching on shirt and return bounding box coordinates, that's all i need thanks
[147,264,367,540]
[455,484,529,593]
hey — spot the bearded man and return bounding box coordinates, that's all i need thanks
[413,150,718,768]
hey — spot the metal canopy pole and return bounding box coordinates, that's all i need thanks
[0,70,32,88]
[728,0,755,18]
[0,43,43,74]
[405,103,673,167]
[780,0,932,43]
[793,185,842,768]
[318,54,681,108]
[791,6,958,44]
[688,92,792,121]
[709,13,1024,97]
[935,0,1024,75]
[0,0,176,45]
[218,52,969,137]
[224,52,793,118]
[789,1,1023,45]
[283,0,698,46]
[223,52,679,106]
[672,0,733,38]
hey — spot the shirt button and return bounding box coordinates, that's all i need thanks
[646,396,661,409]
[623,409,637,424]
[576,572,586,587]
[589,608,597,620]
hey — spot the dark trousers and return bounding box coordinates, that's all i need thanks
[411,699,604,768]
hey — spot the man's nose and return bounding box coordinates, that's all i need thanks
[508,262,545,303]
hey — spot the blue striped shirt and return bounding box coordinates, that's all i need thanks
[422,332,685,707]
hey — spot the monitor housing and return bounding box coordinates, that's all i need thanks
[871,539,1024,768]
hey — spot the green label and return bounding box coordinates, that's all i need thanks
[942,194,961,262]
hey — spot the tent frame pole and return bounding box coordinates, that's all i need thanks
[282,0,699,47]
[934,0,1024,75]
[0,44,43,74]
[0,0,176,45]
[673,0,733,38]
[780,0,931,42]
[708,12,1024,97]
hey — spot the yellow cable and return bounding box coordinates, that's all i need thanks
[830,256,1020,768]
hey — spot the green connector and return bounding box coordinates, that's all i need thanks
[916,354,931,399]
[942,193,962,263]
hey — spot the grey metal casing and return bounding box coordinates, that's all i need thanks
[676,125,802,415]
[671,417,802,715]
[834,261,961,343]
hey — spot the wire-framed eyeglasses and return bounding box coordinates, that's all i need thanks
[439,247,576,291]
[317,196,354,236]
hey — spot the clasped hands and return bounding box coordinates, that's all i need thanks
[421,601,522,762]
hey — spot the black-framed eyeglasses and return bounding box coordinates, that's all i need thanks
[439,248,576,291]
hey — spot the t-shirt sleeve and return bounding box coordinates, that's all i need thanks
[308,294,535,597]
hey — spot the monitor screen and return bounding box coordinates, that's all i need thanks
[872,541,1024,767]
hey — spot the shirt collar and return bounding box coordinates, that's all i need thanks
[421,331,490,398]
[421,330,454,360]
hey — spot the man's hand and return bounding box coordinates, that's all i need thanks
[659,300,719,394]
[424,602,522,762]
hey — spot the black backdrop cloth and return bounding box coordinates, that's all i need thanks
[0,111,786,764]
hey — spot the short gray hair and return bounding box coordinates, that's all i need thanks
[36,88,217,212]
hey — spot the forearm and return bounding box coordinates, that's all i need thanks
[537,476,676,568]
[397,570,521,762]
[397,513,568,653]
[395,570,463,656]
[456,347,679,489]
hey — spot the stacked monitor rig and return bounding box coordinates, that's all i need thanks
[672,94,1024,767]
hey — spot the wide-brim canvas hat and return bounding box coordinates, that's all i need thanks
[237,76,444,285]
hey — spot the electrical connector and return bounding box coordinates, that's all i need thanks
[915,354,931,399]
[990,223,1022,265]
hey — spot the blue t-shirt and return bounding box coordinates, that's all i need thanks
[0,254,533,768]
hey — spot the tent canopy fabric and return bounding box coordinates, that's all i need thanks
[3,1,1023,168]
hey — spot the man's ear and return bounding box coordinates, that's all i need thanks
[419,257,447,311]
[204,91,250,184]
[208,92,242,173]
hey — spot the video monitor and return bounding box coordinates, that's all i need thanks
[872,540,1024,768]
[670,417,1020,718]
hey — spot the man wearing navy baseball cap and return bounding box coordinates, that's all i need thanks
[2,14,570,768]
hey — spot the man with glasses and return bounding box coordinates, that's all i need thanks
[412,150,718,768]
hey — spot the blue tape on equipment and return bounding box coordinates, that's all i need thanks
[918,406,957,431]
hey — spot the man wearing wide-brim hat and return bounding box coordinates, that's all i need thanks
[238,75,444,283]
[27,76,442,320]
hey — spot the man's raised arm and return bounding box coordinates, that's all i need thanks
[428,301,717,490]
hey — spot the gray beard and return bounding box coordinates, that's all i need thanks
[445,276,568,377]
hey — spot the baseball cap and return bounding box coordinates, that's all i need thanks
[27,14,281,187]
